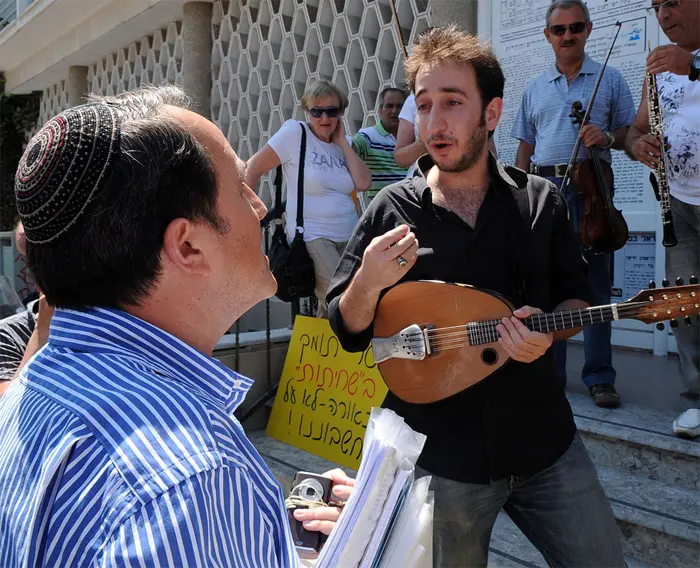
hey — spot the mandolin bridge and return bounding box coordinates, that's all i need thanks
[371,324,431,364]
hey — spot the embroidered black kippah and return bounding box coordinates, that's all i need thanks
[14,103,121,244]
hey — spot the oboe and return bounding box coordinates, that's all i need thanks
[646,43,678,247]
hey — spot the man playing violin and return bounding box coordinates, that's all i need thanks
[625,0,700,438]
[513,0,636,408]
[326,26,625,568]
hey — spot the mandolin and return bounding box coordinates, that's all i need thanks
[371,279,700,404]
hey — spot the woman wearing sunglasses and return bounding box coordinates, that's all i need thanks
[246,80,371,317]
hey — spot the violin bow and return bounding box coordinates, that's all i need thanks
[560,22,622,192]
[390,0,408,59]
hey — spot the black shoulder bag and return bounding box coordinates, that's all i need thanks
[268,123,316,302]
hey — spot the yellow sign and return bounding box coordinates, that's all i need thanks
[266,316,387,469]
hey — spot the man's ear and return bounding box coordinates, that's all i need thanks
[544,27,552,43]
[161,218,211,275]
[485,97,503,133]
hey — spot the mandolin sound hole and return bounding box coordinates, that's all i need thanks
[481,348,498,366]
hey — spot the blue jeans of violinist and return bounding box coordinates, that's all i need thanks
[417,434,625,568]
[547,176,616,388]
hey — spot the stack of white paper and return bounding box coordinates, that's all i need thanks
[315,408,433,568]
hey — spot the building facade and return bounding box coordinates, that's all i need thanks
[0,0,676,356]
[1,0,450,330]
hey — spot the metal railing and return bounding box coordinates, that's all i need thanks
[0,0,16,31]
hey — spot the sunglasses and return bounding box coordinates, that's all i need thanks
[646,0,680,14]
[309,107,341,119]
[548,21,587,36]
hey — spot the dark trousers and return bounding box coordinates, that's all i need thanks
[418,435,625,568]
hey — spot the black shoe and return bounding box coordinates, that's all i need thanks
[590,384,620,408]
[680,390,700,401]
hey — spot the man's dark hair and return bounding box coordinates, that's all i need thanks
[26,85,228,310]
[406,26,505,113]
[378,87,407,106]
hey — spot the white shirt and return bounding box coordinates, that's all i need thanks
[657,50,700,205]
[398,94,420,177]
[399,94,418,136]
[268,120,358,243]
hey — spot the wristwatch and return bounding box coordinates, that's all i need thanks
[690,54,700,82]
[602,131,615,149]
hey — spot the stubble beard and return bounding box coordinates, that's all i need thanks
[433,124,489,174]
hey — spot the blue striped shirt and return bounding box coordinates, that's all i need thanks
[0,308,299,567]
[511,53,636,166]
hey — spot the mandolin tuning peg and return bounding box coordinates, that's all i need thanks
[670,319,679,329]
[649,280,656,289]
[690,275,698,285]
[676,277,684,286]
[656,322,665,331]
[685,316,692,326]
[662,279,670,287]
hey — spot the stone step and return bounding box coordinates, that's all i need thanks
[488,513,655,568]
[249,431,699,567]
[568,393,700,491]
[598,465,700,567]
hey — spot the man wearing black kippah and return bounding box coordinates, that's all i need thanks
[0,85,352,567]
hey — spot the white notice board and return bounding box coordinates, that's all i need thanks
[479,0,674,354]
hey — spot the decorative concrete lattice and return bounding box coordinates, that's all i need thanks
[88,22,184,96]
[26,80,70,142]
[211,0,431,205]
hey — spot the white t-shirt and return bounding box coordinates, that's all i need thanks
[267,120,358,243]
[399,94,418,135]
[657,51,700,205]
[398,94,420,177]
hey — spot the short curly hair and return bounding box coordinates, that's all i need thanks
[405,26,504,111]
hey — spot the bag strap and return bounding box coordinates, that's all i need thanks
[273,165,283,219]
[295,123,307,236]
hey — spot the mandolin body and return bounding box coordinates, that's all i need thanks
[373,279,700,404]
[373,281,515,404]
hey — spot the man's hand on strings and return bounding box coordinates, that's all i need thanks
[292,469,355,536]
[579,124,608,148]
[647,45,694,76]
[497,306,553,363]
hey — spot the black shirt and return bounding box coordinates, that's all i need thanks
[326,155,595,484]
[0,302,36,381]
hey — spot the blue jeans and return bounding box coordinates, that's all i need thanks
[546,176,616,388]
[418,435,625,568]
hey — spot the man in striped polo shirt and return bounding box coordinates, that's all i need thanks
[0,85,352,567]
[353,88,409,209]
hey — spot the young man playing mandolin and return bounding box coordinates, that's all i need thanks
[326,27,625,568]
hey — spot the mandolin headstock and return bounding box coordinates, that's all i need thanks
[626,276,700,327]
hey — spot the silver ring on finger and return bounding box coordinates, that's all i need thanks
[396,255,408,268]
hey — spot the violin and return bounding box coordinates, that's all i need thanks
[569,101,629,253]
[559,21,628,254]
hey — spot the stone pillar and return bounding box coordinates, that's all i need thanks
[66,66,88,107]
[182,2,212,119]
[429,0,478,34]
